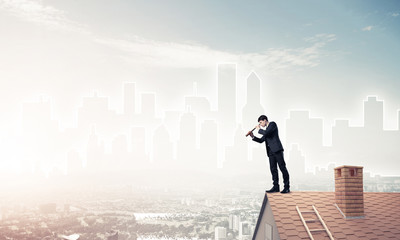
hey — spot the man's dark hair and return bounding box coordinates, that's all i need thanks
[258,115,268,122]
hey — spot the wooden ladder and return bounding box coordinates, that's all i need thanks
[296,205,334,240]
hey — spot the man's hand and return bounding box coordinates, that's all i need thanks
[249,132,254,138]
[255,124,260,130]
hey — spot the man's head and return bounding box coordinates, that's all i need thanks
[258,115,268,127]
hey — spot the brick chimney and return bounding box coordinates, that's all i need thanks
[334,165,364,218]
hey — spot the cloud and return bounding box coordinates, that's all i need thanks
[95,34,336,72]
[95,36,239,68]
[304,34,336,44]
[0,0,87,33]
[392,12,399,17]
[0,0,336,73]
[362,26,373,31]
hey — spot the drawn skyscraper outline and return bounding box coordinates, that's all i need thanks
[242,71,265,129]
[217,63,237,121]
[363,95,384,131]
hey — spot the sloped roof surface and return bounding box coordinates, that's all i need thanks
[265,192,400,240]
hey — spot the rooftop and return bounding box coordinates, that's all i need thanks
[254,192,400,240]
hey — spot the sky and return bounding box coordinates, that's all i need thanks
[0,0,399,175]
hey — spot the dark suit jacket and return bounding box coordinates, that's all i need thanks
[252,121,284,157]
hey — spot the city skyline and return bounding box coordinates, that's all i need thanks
[3,64,399,179]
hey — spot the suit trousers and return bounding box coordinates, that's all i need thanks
[268,150,290,189]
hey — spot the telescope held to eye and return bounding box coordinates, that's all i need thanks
[245,127,256,137]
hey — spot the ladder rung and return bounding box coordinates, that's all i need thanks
[305,219,317,222]
[310,229,326,232]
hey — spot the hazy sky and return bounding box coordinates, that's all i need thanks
[1,1,399,173]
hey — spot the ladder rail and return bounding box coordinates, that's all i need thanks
[296,206,314,240]
[312,205,334,240]
[297,205,335,240]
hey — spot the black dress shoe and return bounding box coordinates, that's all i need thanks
[266,187,280,193]
[280,188,290,194]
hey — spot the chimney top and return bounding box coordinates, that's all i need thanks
[334,165,363,170]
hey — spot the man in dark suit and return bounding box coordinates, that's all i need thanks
[249,115,290,193]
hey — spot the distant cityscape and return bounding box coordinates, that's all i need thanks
[0,185,263,240]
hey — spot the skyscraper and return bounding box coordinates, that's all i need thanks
[218,64,236,121]
[215,226,227,240]
[242,72,265,129]
[217,64,237,149]
[233,215,241,232]
[364,96,383,130]
[239,221,251,240]
[287,144,306,184]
